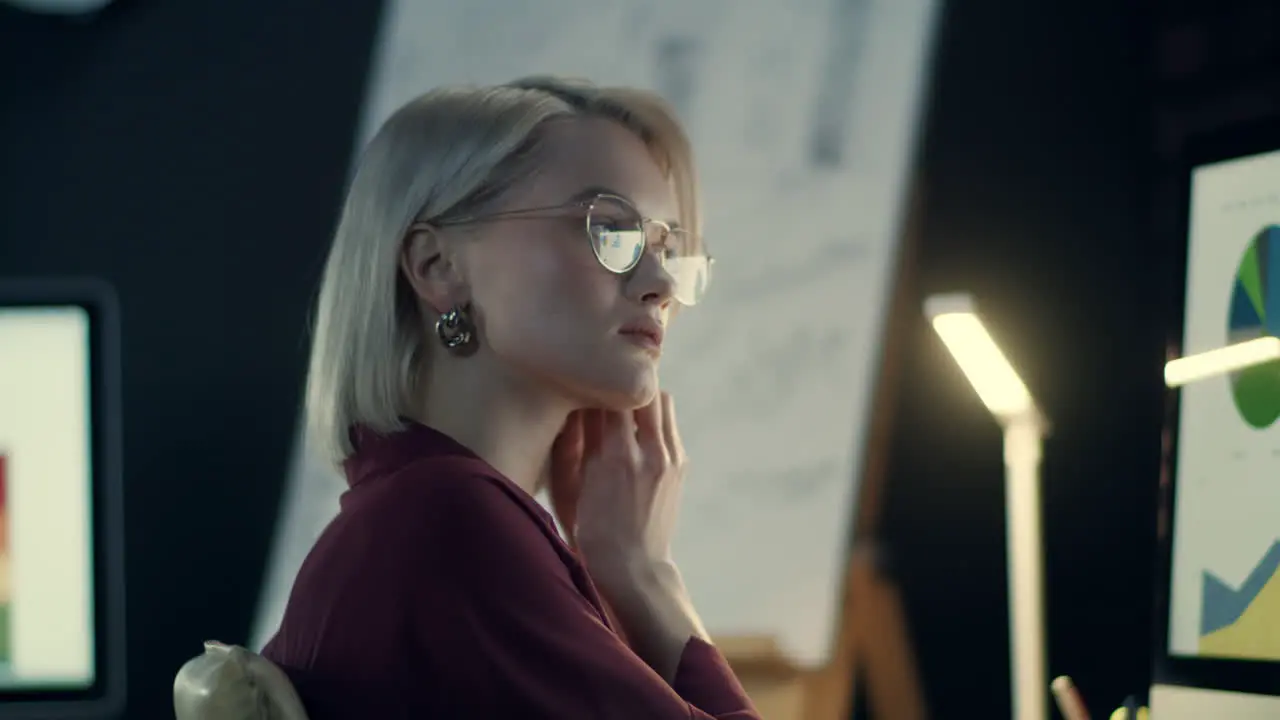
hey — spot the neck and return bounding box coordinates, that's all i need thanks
[413,353,572,497]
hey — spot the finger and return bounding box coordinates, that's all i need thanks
[551,415,583,500]
[634,394,667,467]
[550,412,582,478]
[553,411,585,464]
[660,392,685,465]
[598,410,621,458]
[582,408,605,457]
[548,475,579,543]
[607,409,640,462]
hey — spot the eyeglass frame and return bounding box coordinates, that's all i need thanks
[408,191,714,304]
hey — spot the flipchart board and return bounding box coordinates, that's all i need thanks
[254,0,942,679]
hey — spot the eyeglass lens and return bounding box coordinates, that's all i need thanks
[585,195,711,306]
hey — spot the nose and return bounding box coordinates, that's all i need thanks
[624,249,676,308]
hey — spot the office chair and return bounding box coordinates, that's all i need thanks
[174,641,309,720]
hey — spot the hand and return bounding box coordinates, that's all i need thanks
[550,394,709,679]
[549,393,687,579]
[547,412,587,546]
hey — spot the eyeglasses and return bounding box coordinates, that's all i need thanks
[416,192,713,306]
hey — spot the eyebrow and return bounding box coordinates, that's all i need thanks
[565,185,682,229]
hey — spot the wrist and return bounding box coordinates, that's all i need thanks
[586,549,681,598]
[591,558,708,654]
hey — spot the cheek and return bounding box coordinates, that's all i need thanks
[474,236,619,352]
[470,236,658,408]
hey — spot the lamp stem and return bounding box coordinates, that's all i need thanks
[1003,414,1047,720]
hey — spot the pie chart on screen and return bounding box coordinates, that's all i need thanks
[1228,224,1280,429]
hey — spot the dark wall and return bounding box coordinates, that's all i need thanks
[881,0,1160,716]
[0,2,382,718]
[1,0,1181,718]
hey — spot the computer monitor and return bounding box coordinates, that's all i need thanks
[0,279,125,719]
[1153,119,1280,718]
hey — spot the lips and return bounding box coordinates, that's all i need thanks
[619,319,665,348]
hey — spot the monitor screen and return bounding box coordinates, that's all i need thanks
[0,281,124,718]
[1153,122,1280,717]
[1167,146,1280,663]
[0,306,95,689]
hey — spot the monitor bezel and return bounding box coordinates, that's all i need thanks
[0,278,126,719]
[1153,116,1280,697]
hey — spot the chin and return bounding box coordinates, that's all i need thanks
[575,365,660,411]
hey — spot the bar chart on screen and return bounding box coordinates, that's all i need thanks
[1197,540,1280,661]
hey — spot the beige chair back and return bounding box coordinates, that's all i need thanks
[173,641,309,720]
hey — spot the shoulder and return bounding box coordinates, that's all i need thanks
[323,457,581,615]
[343,456,560,557]
[284,456,567,617]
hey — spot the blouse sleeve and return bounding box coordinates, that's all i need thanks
[407,473,761,719]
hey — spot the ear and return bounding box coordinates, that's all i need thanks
[400,222,461,314]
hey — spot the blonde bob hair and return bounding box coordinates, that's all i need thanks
[305,76,701,466]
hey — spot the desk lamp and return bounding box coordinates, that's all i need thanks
[925,293,1048,720]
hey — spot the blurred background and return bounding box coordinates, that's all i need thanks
[2,0,1279,718]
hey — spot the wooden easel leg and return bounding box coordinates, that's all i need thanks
[807,549,928,720]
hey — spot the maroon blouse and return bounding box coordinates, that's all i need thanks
[261,421,761,719]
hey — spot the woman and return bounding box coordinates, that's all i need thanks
[261,76,759,719]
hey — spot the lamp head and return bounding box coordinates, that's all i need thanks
[924,293,1040,424]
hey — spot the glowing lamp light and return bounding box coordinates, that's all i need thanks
[1164,336,1280,388]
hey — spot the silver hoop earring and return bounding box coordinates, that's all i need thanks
[435,304,476,353]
